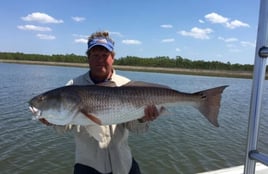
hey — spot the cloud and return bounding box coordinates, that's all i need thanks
[179,27,213,39]
[17,25,52,31]
[122,40,142,45]
[226,20,250,29]
[22,12,63,24]
[218,36,255,48]
[218,37,238,42]
[160,24,173,29]
[36,34,55,40]
[109,31,124,37]
[226,44,236,48]
[205,12,249,29]
[176,48,181,52]
[73,34,88,44]
[198,19,205,24]
[161,38,175,43]
[72,34,88,38]
[240,41,255,47]
[74,38,88,43]
[205,12,229,24]
[72,16,86,22]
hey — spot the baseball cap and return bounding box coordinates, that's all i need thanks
[87,37,114,52]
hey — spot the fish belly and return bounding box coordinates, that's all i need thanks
[94,106,146,125]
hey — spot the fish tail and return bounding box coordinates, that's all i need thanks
[194,85,228,127]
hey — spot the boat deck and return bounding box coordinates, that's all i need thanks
[198,163,268,174]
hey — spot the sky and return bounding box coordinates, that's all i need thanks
[0,0,262,64]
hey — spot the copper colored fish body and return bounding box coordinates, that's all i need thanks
[28,81,228,127]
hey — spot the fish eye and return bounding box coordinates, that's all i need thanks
[38,95,46,101]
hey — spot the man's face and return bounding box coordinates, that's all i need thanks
[88,46,114,78]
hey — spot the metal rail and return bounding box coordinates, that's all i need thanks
[244,0,268,173]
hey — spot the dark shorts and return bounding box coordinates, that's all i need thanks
[73,158,141,174]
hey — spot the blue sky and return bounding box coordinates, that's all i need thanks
[0,0,261,64]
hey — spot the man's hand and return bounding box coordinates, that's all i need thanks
[39,118,52,126]
[139,105,165,123]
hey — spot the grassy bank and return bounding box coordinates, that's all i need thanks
[0,59,255,79]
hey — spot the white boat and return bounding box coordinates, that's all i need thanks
[198,163,268,174]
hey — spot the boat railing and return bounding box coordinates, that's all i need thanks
[244,0,268,173]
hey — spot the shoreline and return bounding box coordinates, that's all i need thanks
[0,59,256,79]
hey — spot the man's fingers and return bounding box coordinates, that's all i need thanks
[142,105,165,122]
[39,118,52,126]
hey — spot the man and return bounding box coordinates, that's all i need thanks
[42,31,160,174]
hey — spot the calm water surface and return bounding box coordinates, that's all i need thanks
[0,63,268,174]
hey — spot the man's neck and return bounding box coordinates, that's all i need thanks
[89,71,113,84]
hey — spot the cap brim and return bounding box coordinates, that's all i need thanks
[88,43,113,52]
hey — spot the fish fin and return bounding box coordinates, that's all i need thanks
[124,81,170,88]
[80,110,102,125]
[194,85,228,127]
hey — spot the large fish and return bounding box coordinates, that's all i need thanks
[28,81,228,127]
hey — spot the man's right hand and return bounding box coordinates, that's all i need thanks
[39,118,52,126]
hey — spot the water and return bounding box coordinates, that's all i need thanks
[0,63,267,174]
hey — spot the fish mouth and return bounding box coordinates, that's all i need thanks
[28,106,81,132]
[29,106,42,119]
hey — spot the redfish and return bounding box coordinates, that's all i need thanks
[29,81,228,127]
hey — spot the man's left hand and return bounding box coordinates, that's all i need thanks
[139,105,165,122]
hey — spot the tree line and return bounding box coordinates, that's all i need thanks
[0,52,254,71]
[0,52,86,63]
[115,56,254,71]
